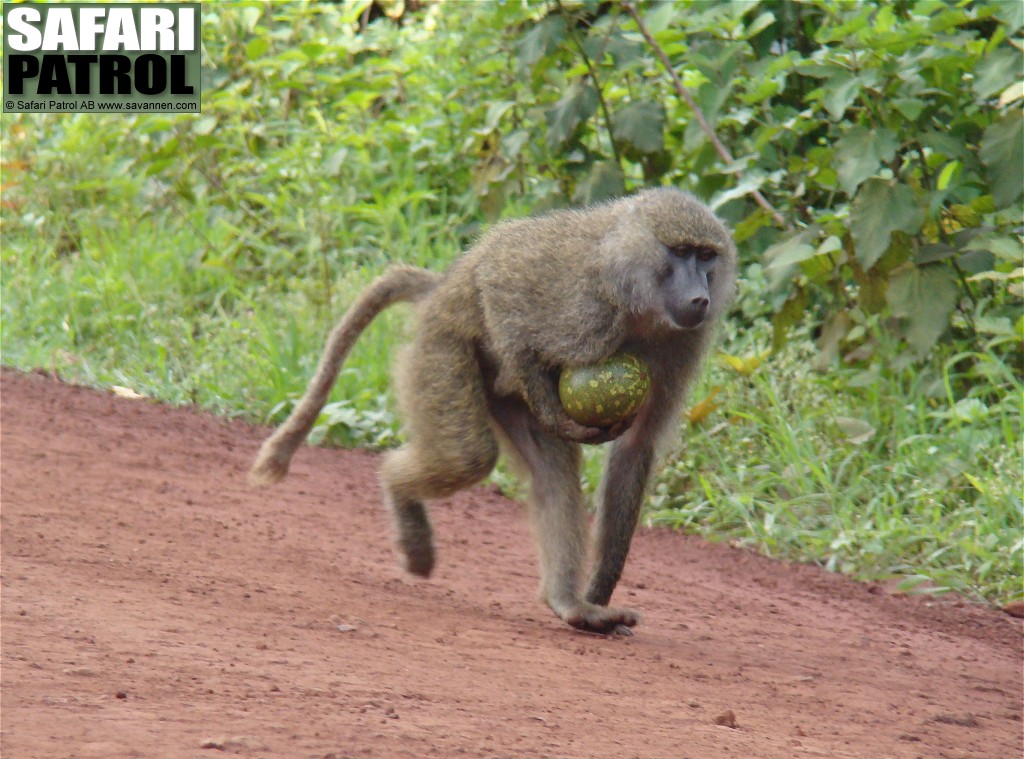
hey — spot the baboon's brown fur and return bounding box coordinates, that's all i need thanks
[252,187,736,634]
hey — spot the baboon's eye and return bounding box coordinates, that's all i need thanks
[670,245,717,262]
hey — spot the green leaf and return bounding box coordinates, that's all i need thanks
[936,160,960,191]
[771,289,809,351]
[887,266,959,356]
[641,3,678,35]
[850,179,925,269]
[891,97,925,123]
[835,416,876,445]
[766,237,817,267]
[324,148,348,177]
[245,37,270,61]
[834,126,899,195]
[517,15,566,71]
[973,316,1015,336]
[857,268,888,313]
[763,229,818,290]
[818,235,843,256]
[822,70,877,120]
[611,101,665,157]
[1000,81,1024,107]
[966,268,1024,284]
[974,48,1024,100]
[502,129,531,159]
[979,110,1024,208]
[732,208,774,244]
[193,116,217,136]
[571,161,625,206]
[993,0,1023,32]
[713,176,766,209]
[744,11,776,39]
[931,398,990,424]
[965,232,1024,262]
[479,101,516,135]
[824,73,859,119]
[299,43,325,60]
[812,311,854,371]
[239,6,262,31]
[546,83,598,149]
[920,130,971,162]
[586,30,643,66]
[742,76,782,105]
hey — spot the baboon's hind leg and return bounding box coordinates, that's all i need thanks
[381,334,499,577]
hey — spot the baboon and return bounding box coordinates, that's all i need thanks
[251,187,736,635]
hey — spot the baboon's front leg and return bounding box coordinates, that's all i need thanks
[488,396,639,634]
[585,434,656,610]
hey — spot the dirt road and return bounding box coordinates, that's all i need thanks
[1,369,1020,758]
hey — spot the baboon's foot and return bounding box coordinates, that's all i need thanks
[396,536,435,577]
[388,496,435,577]
[558,600,640,635]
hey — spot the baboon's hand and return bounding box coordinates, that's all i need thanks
[554,414,605,443]
[558,414,636,446]
[585,416,636,445]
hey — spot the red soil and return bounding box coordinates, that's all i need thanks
[2,368,1020,758]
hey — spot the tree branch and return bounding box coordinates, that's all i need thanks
[557,0,623,165]
[622,1,788,228]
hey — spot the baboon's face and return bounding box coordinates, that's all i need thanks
[660,244,722,330]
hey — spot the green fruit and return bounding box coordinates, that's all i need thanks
[558,353,651,428]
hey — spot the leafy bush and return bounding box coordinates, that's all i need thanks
[478,1,1023,376]
[9,2,1019,375]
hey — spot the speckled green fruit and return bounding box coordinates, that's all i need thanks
[558,353,651,428]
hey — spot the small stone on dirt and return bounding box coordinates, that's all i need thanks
[930,712,979,728]
[200,735,266,752]
[713,710,737,728]
[336,624,357,633]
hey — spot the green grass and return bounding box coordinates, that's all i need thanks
[0,185,450,443]
[648,322,1022,603]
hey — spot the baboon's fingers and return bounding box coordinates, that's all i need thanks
[607,414,638,438]
[555,415,603,444]
[556,413,638,446]
[580,417,636,446]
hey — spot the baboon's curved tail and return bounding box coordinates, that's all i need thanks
[249,265,440,485]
